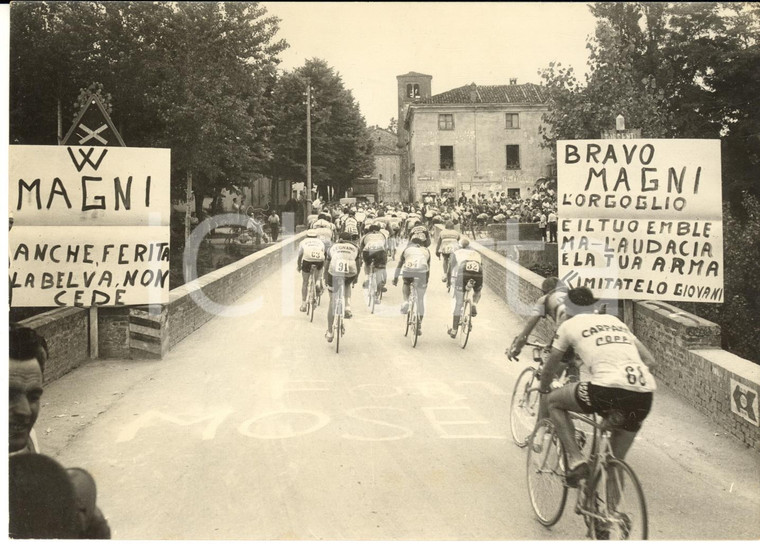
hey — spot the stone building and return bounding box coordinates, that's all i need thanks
[398,72,553,202]
[368,126,402,202]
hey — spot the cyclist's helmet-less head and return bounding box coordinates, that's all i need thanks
[565,286,598,317]
[306,229,317,237]
[368,222,381,232]
[459,236,470,248]
[339,231,354,242]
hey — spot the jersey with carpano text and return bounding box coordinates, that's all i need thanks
[553,313,656,392]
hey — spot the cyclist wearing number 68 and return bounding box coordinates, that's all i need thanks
[446,237,483,338]
[540,286,657,487]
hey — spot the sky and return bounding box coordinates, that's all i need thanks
[263,2,598,128]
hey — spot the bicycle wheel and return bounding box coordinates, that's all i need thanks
[409,298,419,347]
[509,367,540,447]
[369,273,376,314]
[458,300,471,349]
[335,315,342,354]
[404,301,412,336]
[308,277,316,322]
[526,419,568,527]
[589,459,647,540]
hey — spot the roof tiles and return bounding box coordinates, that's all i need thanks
[420,83,547,105]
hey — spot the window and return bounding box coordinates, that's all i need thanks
[406,83,420,98]
[506,145,520,170]
[506,113,520,129]
[440,146,454,170]
[379,173,383,180]
[438,114,454,130]
[507,188,521,199]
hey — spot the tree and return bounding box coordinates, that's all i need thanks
[10,2,288,220]
[269,58,374,202]
[538,2,760,363]
[387,117,398,134]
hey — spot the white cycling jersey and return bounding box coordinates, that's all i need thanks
[553,313,656,393]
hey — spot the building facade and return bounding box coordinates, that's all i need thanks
[368,126,402,202]
[399,76,553,202]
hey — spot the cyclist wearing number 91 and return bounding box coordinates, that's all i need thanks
[296,230,326,312]
[324,231,362,342]
[540,286,657,488]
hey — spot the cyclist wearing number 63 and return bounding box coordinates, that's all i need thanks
[296,230,326,312]
[445,237,483,338]
[540,286,657,487]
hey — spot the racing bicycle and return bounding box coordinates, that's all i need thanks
[365,261,381,314]
[332,277,347,354]
[526,412,648,539]
[507,339,584,448]
[457,279,476,349]
[403,277,422,347]
[305,267,321,322]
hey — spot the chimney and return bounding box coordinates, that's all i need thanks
[469,83,478,102]
[509,78,518,85]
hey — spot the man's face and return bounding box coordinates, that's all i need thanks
[9,358,43,453]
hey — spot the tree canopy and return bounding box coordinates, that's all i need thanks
[10,2,287,205]
[539,2,760,203]
[268,58,374,201]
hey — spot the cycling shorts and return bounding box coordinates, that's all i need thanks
[574,382,653,432]
[301,261,323,273]
[402,272,428,289]
[456,270,483,293]
[362,249,387,268]
[325,271,356,291]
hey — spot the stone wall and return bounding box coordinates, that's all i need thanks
[471,239,760,451]
[17,307,90,384]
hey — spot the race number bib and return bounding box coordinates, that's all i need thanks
[309,250,324,260]
[331,259,357,276]
[404,257,425,271]
[367,242,384,251]
[464,261,481,272]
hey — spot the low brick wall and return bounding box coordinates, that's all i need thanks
[471,240,760,451]
[633,301,760,451]
[17,307,90,384]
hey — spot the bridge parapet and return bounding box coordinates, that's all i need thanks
[471,240,760,452]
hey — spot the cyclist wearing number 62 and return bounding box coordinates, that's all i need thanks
[446,237,483,338]
[540,286,657,487]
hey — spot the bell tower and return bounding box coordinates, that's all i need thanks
[396,72,432,202]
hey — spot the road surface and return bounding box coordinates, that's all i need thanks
[37,250,760,539]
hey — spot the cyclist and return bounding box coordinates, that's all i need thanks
[358,222,388,303]
[435,221,460,282]
[355,207,367,237]
[341,209,360,240]
[446,237,483,338]
[507,276,569,359]
[392,230,431,336]
[296,230,326,312]
[539,286,657,487]
[408,219,432,248]
[324,231,361,342]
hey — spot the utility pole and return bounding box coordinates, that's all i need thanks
[306,83,313,218]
